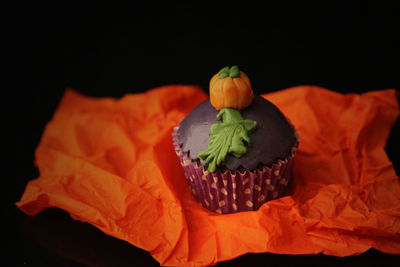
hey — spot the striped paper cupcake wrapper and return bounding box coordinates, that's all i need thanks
[172,126,298,214]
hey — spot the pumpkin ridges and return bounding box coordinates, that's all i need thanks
[219,78,225,107]
[239,71,252,89]
[232,77,245,109]
[211,78,225,110]
[209,73,219,91]
[233,77,253,109]
[209,66,254,110]
[209,74,219,108]
[222,78,238,109]
[219,78,225,109]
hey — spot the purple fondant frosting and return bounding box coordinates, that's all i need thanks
[177,95,296,171]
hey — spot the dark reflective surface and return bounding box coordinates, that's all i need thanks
[8,207,400,266]
[19,208,159,266]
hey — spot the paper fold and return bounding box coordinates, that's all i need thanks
[17,85,400,266]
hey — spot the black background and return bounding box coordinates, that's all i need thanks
[4,1,399,266]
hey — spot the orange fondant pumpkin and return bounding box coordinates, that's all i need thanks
[209,66,254,110]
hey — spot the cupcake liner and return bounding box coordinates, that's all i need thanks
[172,126,299,214]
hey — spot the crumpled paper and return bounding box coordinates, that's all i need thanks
[17,85,400,266]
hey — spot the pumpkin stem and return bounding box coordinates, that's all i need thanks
[229,65,240,78]
[218,66,230,78]
[218,65,240,79]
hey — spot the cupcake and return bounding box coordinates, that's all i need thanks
[173,66,299,214]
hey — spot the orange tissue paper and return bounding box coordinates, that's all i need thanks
[16,85,400,266]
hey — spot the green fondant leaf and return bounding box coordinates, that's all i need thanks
[240,120,257,131]
[198,108,257,173]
